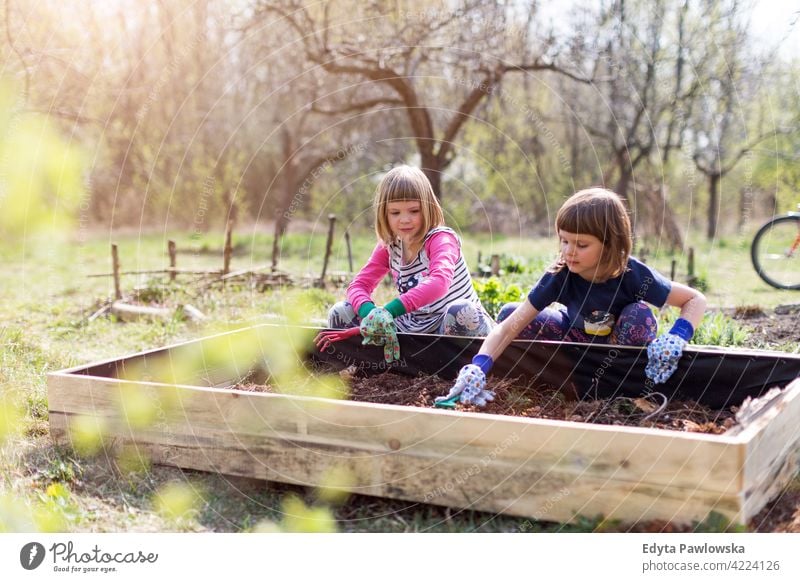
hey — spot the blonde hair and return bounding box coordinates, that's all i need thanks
[373,165,445,245]
[550,188,632,277]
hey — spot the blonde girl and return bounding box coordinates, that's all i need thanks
[328,165,493,343]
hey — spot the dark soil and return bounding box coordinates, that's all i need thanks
[730,305,800,349]
[236,371,737,434]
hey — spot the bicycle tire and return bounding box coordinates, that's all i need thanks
[750,214,800,290]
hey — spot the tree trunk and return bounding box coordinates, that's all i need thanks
[737,186,752,234]
[271,177,296,272]
[271,206,290,272]
[614,168,632,208]
[706,172,721,240]
[614,164,636,234]
[420,151,442,199]
[645,184,683,251]
[271,130,297,271]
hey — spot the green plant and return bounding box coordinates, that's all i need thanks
[473,277,523,318]
[476,253,534,276]
[692,510,746,533]
[298,288,337,313]
[660,310,750,347]
[42,457,83,485]
[500,255,527,274]
[689,274,709,292]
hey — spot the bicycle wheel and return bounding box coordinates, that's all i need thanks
[751,215,800,290]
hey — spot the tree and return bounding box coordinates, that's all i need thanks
[574,0,706,228]
[253,0,588,198]
[688,1,793,239]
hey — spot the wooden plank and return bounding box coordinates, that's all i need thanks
[738,378,800,521]
[47,374,742,496]
[48,410,743,525]
[110,301,172,322]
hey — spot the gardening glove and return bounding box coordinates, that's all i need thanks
[359,307,400,364]
[645,318,694,384]
[436,355,495,407]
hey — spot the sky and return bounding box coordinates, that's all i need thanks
[748,0,800,58]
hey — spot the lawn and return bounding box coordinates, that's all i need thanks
[1,226,798,532]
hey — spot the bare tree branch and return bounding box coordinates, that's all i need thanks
[310,97,403,115]
[4,0,30,102]
[502,61,592,85]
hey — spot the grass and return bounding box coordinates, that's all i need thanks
[1,226,798,533]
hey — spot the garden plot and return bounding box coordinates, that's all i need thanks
[48,324,800,527]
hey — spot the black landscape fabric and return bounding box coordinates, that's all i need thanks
[313,331,800,409]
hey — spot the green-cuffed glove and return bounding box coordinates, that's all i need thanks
[359,307,400,363]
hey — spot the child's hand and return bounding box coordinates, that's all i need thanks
[436,364,495,407]
[359,307,400,363]
[645,318,693,384]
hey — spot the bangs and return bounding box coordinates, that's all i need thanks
[556,201,610,241]
[381,170,428,203]
[552,188,632,277]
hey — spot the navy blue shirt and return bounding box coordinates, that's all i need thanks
[527,257,671,336]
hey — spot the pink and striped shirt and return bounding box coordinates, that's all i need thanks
[347,227,481,333]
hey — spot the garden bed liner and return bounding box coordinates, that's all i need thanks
[48,324,800,526]
[311,330,800,409]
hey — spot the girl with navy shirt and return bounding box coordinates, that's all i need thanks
[440,188,707,407]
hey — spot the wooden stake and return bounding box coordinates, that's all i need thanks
[223,219,233,275]
[490,254,500,276]
[319,214,336,286]
[670,259,677,281]
[111,244,121,300]
[344,229,354,273]
[168,240,177,281]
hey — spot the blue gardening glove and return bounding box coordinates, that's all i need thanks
[359,307,400,363]
[645,318,694,384]
[436,355,495,407]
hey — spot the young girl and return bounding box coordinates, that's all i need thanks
[328,165,493,355]
[441,188,707,406]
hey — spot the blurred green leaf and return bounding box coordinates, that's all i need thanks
[280,495,337,533]
[0,391,22,443]
[316,465,354,506]
[153,482,204,523]
[69,415,107,457]
[0,81,84,240]
[0,494,37,532]
[116,445,152,476]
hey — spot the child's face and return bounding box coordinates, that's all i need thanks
[558,230,605,281]
[387,200,423,244]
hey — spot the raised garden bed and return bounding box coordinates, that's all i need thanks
[48,324,800,526]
